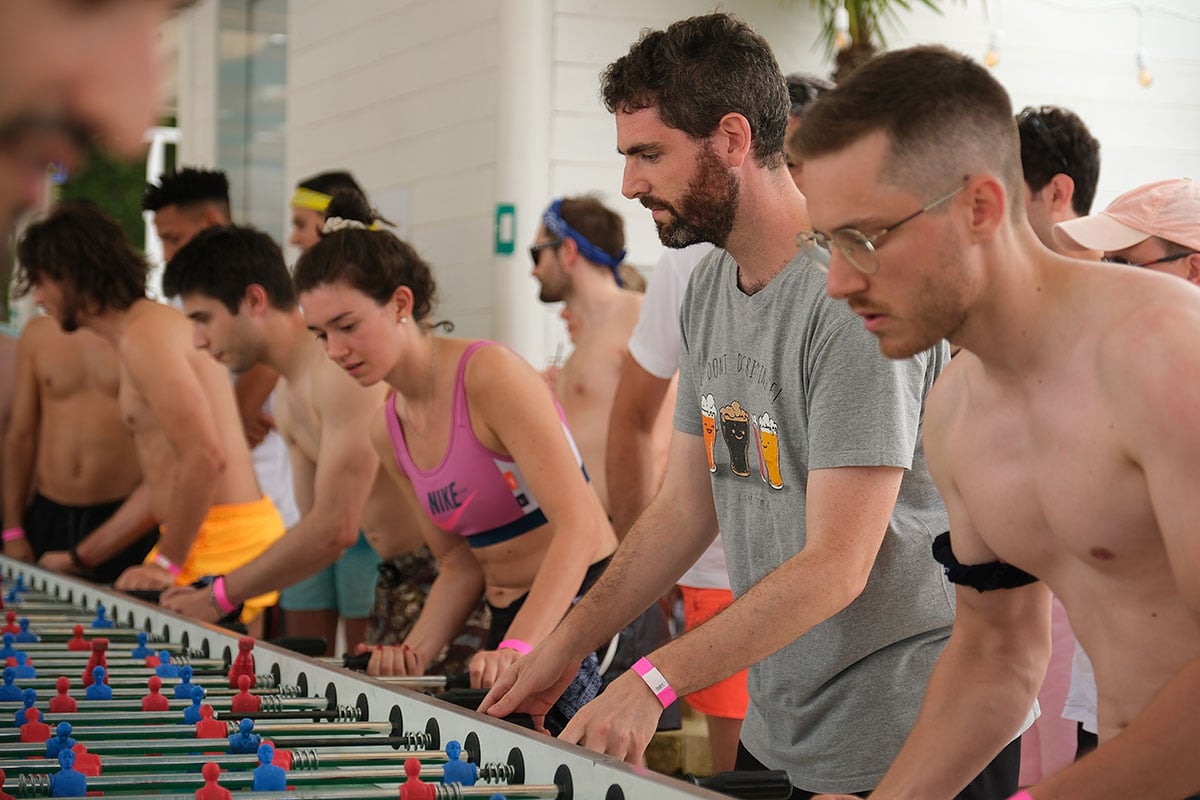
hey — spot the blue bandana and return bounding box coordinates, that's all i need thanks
[541,199,627,287]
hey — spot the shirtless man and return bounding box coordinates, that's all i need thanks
[14,201,284,630]
[794,45,1200,799]
[531,196,662,513]
[157,225,426,655]
[0,0,185,239]
[2,317,156,582]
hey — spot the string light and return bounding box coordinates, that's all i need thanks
[1136,48,1153,87]
[833,3,851,51]
[983,29,1004,68]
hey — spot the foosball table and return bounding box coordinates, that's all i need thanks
[0,558,786,800]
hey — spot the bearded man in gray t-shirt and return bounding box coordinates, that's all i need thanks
[481,13,1021,798]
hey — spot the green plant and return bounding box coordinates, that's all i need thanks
[797,0,959,81]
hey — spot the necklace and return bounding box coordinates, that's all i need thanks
[403,336,436,437]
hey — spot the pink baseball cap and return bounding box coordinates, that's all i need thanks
[1053,178,1200,254]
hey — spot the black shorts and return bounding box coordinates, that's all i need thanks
[23,492,158,584]
[735,736,1021,800]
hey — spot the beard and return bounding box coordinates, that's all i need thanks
[642,143,739,249]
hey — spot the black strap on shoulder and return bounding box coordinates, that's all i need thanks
[931,532,1038,592]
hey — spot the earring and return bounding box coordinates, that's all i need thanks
[400,317,408,324]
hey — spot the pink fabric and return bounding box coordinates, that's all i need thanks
[1019,597,1077,785]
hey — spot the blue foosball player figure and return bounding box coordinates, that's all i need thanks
[155,649,180,679]
[85,667,112,700]
[131,631,154,659]
[45,722,76,760]
[183,685,206,724]
[12,652,35,679]
[91,604,113,629]
[14,618,39,643]
[441,740,477,786]
[174,665,196,700]
[14,688,36,725]
[252,743,287,791]
[0,668,22,701]
[49,748,87,798]
[227,717,261,754]
[0,633,18,660]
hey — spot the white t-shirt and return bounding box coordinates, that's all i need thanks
[628,243,729,590]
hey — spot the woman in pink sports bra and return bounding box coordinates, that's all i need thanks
[293,223,618,719]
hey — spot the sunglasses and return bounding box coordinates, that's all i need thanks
[1102,251,1195,268]
[529,239,562,264]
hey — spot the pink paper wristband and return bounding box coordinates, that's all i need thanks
[211,576,238,616]
[1008,791,1035,800]
[497,638,532,655]
[2,528,25,543]
[152,553,182,578]
[632,656,677,708]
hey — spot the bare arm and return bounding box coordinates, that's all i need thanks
[2,325,41,550]
[480,429,719,720]
[122,339,224,567]
[234,362,278,449]
[470,347,614,649]
[605,355,674,539]
[219,377,383,606]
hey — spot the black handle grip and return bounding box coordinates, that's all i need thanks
[688,770,794,799]
[343,652,372,671]
[435,687,535,730]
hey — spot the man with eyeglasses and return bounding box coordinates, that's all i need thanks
[796,45,1200,800]
[482,13,1021,799]
[1053,178,1200,286]
[1017,106,1102,260]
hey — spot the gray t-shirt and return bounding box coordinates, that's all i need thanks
[675,248,954,793]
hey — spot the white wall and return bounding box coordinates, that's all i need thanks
[181,0,1200,365]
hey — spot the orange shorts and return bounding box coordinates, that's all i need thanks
[680,586,749,719]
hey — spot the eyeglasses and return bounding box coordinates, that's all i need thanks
[1102,251,1196,268]
[797,184,967,275]
[529,239,562,264]
[1017,107,1070,174]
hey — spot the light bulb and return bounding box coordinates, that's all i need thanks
[983,29,1003,68]
[833,5,851,51]
[1137,49,1153,87]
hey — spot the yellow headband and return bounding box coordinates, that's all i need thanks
[291,187,333,212]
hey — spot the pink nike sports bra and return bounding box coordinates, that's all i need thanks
[385,341,587,548]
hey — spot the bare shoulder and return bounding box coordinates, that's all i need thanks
[312,349,387,420]
[117,301,189,362]
[923,350,974,444]
[1093,271,1200,389]
[461,339,535,390]
[19,315,56,343]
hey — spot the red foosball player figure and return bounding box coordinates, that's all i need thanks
[194,705,226,740]
[0,767,14,800]
[399,757,435,800]
[142,676,170,712]
[2,611,19,636]
[81,638,109,687]
[49,677,77,714]
[18,707,50,744]
[70,744,102,777]
[65,625,90,652]
[230,674,261,714]
[195,762,231,800]
[227,636,255,689]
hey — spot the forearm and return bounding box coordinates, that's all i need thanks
[648,545,876,697]
[1028,659,1200,800]
[158,454,221,565]
[556,490,715,662]
[606,432,662,539]
[224,511,358,606]
[2,429,35,528]
[503,523,605,647]
[73,484,158,566]
[404,550,486,665]
[869,623,1046,800]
